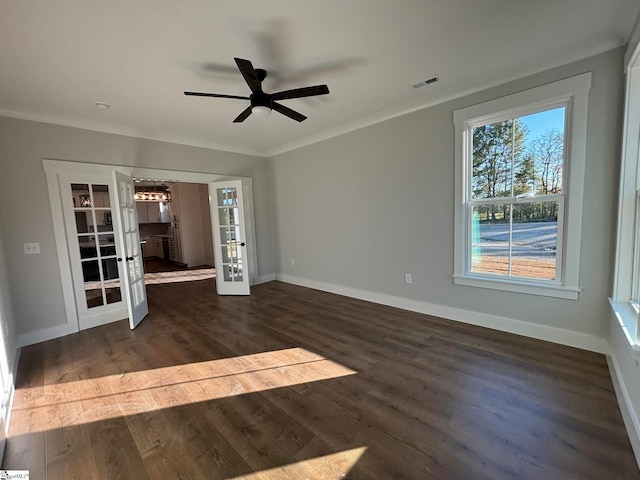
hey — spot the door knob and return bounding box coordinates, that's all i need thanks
[117,257,123,262]
[240,242,245,247]
[126,256,134,261]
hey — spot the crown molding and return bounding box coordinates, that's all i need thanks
[0,40,626,160]
[266,41,624,157]
[0,108,265,158]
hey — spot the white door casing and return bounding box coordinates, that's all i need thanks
[210,180,250,295]
[113,170,148,328]
[43,160,258,344]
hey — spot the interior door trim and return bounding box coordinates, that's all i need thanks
[44,159,258,339]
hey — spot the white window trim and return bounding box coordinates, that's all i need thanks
[453,73,591,300]
[611,55,640,347]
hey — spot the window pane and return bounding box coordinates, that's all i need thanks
[99,210,112,228]
[102,258,119,281]
[218,208,231,227]
[85,285,104,308]
[472,107,566,200]
[512,206,557,280]
[472,120,517,199]
[105,283,122,305]
[71,183,90,208]
[82,260,100,282]
[234,261,243,282]
[98,234,116,256]
[471,207,510,275]
[92,184,110,207]
[79,235,97,259]
[75,211,95,233]
[471,201,559,280]
[217,187,237,207]
[519,107,565,195]
[223,265,232,282]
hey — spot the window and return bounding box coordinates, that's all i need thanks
[631,191,640,315]
[453,73,591,299]
[611,61,640,346]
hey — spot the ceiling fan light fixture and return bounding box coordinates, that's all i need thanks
[185,57,329,122]
[251,105,272,117]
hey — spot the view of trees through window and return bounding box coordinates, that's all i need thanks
[470,106,565,280]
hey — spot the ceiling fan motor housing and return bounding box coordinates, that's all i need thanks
[250,91,273,109]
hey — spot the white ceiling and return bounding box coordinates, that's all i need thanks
[1,1,638,157]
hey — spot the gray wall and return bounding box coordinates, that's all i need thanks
[0,48,625,344]
[268,48,624,338]
[0,118,272,337]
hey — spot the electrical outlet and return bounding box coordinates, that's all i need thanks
[24,242,40,254]
[405,273,412,284]
[290,258,295,266]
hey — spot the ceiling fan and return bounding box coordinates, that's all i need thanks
[185,57,330,123]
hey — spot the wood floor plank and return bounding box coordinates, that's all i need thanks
[42,338,101,480]
[2,264,638,479]
[3,342,46,478]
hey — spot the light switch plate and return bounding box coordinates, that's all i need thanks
[24,242,40,254]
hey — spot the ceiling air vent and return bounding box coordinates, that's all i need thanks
[412,77,439,89]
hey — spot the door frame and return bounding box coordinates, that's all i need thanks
[44,159,258,335]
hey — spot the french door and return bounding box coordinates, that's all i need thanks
[62,175,128,330]
[210,180,250,295]
[113,170,148,328]
[61,172,148,330]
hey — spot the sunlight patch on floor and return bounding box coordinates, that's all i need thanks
[143,268,216,285]
[9,348,357,436]
[226,447,367,480]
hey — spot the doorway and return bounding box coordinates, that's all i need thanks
[136,181,215,275]
[45,160,258,336]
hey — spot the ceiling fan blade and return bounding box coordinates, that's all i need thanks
[271,85,329,101]
[184,92,249,100]
[272,102,307,122]
[234,58,262,93]
[233,106,253,123]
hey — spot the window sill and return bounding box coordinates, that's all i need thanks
[609,298,640,350]
[453,274,580,300]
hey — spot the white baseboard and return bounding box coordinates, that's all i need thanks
[275,274,606,353]
[18,323,69,348]
[607,342,640,469]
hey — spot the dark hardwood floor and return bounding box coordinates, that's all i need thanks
[3,276,639,479]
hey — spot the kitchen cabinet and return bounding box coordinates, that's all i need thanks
[136,202,170,224]
[136,202,149,223]
[151,237,164,257]
[169,224,183,264]
[141,238,152,258]
[169,185,181,221]
[147,202,171,223]
[141,236,166,258]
